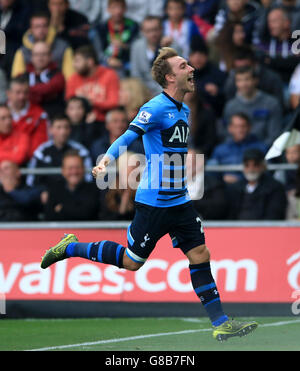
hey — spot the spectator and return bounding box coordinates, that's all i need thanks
[207,113,268,184]
[0,68,7,103]
[279,0,300,30]
[65,96,103,148]
[223,66,283,147]
[7,76,49,159]
[255,0,300,43]
[130,15,179,96]
[98,180,136,220]
[91,0,139,77]
[90,106,143,164]
[213,0,261,44]
[183,0,214,40]
[11,11,74,80]
[274,144,300,191]
[286,152,300,219]
[188,35,227,117]
[253,6,299,84]
[185,0,220,25]
[213,20,249,72]
[28,0,48,12]
[101,0,165,24]
[192,173,230,220]
[47,0,90,49]
[186,92,218,158]
[0,0,31,77]
[20,41,65,117]
[163,0,203,59]
[0,160,43,221]
[65,44,120,125]
[43,149,99,221]
[68,0,102,25]
[224,46,285,109]
[0,104,30,165]
[26,113,92,188]
[227,148,287,220]
[119,77,151,122]
[98,152,137,221]
[289,63,300,110]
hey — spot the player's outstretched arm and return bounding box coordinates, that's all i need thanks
[92,129,139,179]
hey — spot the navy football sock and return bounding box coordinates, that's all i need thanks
[66,241,125,268]
[189,262,228,326]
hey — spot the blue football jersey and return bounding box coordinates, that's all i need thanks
[129,92,191,207]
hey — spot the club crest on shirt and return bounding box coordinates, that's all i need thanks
[138,111,152,124]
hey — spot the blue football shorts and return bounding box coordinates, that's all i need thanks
[126,201,205,264]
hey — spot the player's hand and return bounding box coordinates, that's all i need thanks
[92,156,110,179]
[92,164,106,179]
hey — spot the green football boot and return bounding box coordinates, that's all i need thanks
[213,318,258,341]
[40,233,78,269]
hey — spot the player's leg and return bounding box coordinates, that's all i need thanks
[40,203,165,271]
[185,244,228,327]
[66,238,144,271]
[40,231,144,271]
[172,225,229,327]
[40,233,127,269]
[121,203,168,271]
[169,203,258,340]
[187,244,258,340]
[169,204,227,326]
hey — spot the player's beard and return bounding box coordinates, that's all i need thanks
[185,77,195,93]
[174,73,195,96]
[188,79,195,92]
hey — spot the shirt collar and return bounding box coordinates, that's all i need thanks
[9,102,30,121]
[162,91,183,111]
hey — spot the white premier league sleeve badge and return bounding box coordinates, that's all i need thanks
[138,111,152,124]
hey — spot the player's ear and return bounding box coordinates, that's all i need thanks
[165,72,175,85]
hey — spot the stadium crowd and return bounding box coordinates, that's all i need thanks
[0,0,300,222]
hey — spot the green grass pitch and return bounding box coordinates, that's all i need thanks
[1,317,300,351]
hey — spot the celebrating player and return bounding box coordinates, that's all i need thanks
[41,47,258,341]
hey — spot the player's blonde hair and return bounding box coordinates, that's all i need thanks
[151,47,179,88]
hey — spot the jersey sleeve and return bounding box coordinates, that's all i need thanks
[128,103,159,136]
[105,130,139,161]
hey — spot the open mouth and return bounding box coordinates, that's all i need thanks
[187,76,194,85]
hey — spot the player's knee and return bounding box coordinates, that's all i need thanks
[122,253,143,271]
[124,261,143,271]
[186,244,210,264]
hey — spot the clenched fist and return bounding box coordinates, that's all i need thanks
[92,155,111,179]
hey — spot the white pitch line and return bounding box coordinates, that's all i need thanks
[260,319,300,327]
[26,319,300,351]
[26,328,210,351]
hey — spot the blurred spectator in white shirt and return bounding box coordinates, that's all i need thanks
[101,0,165,24]
[68,0,102,25]
[289,64,300,110]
